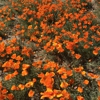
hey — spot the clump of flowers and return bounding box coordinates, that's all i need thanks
[0,0,100,100]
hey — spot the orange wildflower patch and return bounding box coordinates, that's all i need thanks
[6,46,13,54]
[43,61,59,70]
[40,88,54,99]
[38,72,55,88]
[32,60,42,68]
[21,46,32,57]
[13,62,20,70]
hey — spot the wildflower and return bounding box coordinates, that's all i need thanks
[60,81,69,88]
[83,80,89,85]
[75,54,81,59]
[77,87,83,93]
[97,80,100,87]
[77,96,84,100]
[11,85,19,91]
[28,90,34,97]
[93,50,98,55]
[5,74,12,81]
[38,72,55,88]
[61,89,70,99]
[0,42,5,53]
[25,81,34,88]
[21,70,28,76]
[40,88,54,99]
[7,93,14,100]
[18,84,25,90]
[61,73,67,79]
[6,46,13,54]
[1,89,8,94]
[11,54,17,59]
[28,25,32,30]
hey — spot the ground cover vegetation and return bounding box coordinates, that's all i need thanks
[0,0,100,100]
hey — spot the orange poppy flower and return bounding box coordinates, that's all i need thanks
[25,81,34,88]
[61,73,67,79]
[1,89,8,94]
[28,25,32,30]
[77,87,83,93]
[28,90,34,97]
[83,80,89,85]
[5,74,12,81]
[0,37,2,41]
[38,72,55,88]
[0,42,5,53]
[66,70,73,76]
[22,64,30,70]
[10,38,17,44]
[98,96,100,100]
[93,50,98,55]
[75,54,81,59]
[11,85,19,91]
[18,84,25,90]
[28,18,33,22]
[21,29,25,34]
[21,46,30,57]
[13,62,20,70]
[40,88,54,99]
[84,44,89,49]
[12,70,18,77]
[61,89,70,99]
[60,81,69,88]
[11,54,17,59]
[97,80,100,87]
[16,55,23,61]
[74,66,83,72]
[21,70,28,76]
[6,46,13,54]
[7,93,14,100]
[57,67,67,74]
[77,96,84,100]
[15,24,20,29]
[88,73,99,79]
[81,71,86,76]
